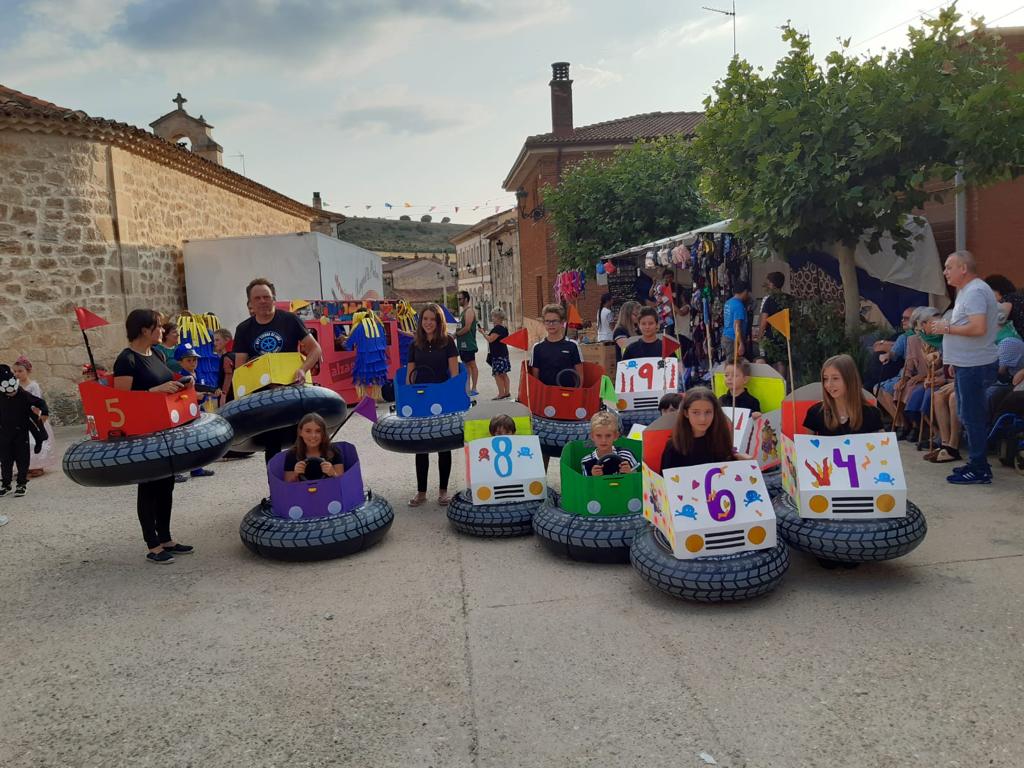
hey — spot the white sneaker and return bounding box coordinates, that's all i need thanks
[0,514,9,527]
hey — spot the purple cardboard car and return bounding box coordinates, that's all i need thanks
[239,441,394,561]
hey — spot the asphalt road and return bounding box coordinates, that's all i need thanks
[1,352,1021,767]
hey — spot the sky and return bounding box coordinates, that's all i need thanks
[3,0,1023,224]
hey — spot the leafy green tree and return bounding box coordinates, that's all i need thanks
[544,135,709,273]
[695,7,1024,333]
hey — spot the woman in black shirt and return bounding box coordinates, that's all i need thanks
[803,354,884,436]
[112,309,192,564]
[407,304,459,507]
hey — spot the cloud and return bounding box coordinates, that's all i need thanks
[112,0,491,56]
[335,104,463,137]
[574,64,623,89]
[633,14,739,58]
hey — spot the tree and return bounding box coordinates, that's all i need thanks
[694,7,1024,334]
[421,215,432,223]
[544,135,710,273]
[399,215,411,221]
[441,216,451,223]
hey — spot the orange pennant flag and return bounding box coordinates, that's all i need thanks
[566,303,583,329]
[503,328,530,350]
[766,308,791,340]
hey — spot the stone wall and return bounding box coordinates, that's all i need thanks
[0,130,311,421]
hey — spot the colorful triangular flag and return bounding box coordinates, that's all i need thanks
[661,334,680,358]
[74,306,108,331]
[385,202,393,209]
[600,375,617,408]
[566,304,583,329]
[404,202,412,208]
[441,305,458,324]
[503,328,530,350]
[353,396,378,424]
[289,300,311,312]
[766,308,791,340]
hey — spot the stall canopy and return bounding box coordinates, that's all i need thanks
[598,216,948,308]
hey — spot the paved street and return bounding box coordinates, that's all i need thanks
[1,352,1021,768]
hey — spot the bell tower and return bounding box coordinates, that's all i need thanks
[150,93,224,165]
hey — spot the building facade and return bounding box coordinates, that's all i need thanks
[451,212,499,320]
[0,86,321,418]
[502,63,703,322]
[482,209,520,328]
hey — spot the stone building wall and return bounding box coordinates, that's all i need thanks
[0,130,310,421]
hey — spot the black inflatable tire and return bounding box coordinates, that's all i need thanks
[630,525,790,602]
[616,408,662,433]
[239,494,394,562]
[63,413,234,487]
[532,503,644,563]
[447,488,558,538]
[219,386,346,451]
[532,416,592,458]
[774,494,927,563]
[763,468,783,498]
[371,411,465,454]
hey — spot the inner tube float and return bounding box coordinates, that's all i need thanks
[773,494,927,565]
[371,364,470,454]
[219,385,347,452]
[240,493,394,562]
[615,407,663,435]
[240,442,393,561]
[448,488,558,538]
[630,525,790,602]
[63,413,234,487]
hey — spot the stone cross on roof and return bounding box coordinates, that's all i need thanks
[173,93,187,111]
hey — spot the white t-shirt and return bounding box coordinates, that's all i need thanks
[942,277,999,367]
[597,307,614,342]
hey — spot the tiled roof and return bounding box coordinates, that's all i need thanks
[0,85,74,114]
[0,83,322,221]
[524,111,703,146]
[504,110,704,189]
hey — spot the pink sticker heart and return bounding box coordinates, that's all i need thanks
[691,480,700,490]
[734,474,742,482]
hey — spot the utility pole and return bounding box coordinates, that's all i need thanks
[703,1,737,58]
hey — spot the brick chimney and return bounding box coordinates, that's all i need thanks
[312,191,323,210]
[550,62,573,137]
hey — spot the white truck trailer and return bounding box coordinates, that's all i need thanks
[183,231,383,331]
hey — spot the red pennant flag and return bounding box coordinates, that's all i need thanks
[75,306,108,331]
[661,334,680,358]
[503,328,530,350]
[353,396,378,424]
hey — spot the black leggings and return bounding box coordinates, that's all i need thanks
[0,431,30,487]
[415,451,451,493]
[137,475,175,549]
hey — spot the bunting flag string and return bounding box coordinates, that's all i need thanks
[317,196,515,216]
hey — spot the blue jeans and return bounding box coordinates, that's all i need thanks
[954,362,999,471]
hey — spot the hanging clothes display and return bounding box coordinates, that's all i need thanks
[346,310,390,398]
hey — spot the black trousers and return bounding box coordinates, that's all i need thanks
[259,425,298,465]
[415,451,452,493]
[137,475,176,549]
[0,430,30,487]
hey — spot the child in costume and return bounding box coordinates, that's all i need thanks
[13,356,56,476]
[0,363,49,498]
[580,411,638,477]
[346,310,389,400]
[175,344,218,479]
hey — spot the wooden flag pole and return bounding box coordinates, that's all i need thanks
[731,319,741,427]
[785,333,797,440]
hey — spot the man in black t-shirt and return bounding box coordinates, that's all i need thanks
[529,304,583,387]
[234,278,323,464]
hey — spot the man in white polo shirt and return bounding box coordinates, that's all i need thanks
[926,251,999,485]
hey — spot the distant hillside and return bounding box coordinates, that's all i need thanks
[337,216,469,253]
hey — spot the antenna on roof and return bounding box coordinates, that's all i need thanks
[702,1,737,58]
